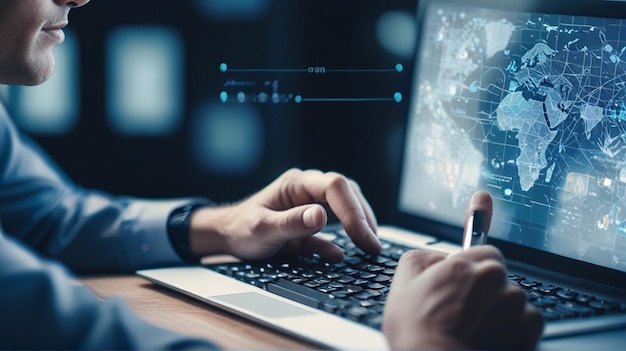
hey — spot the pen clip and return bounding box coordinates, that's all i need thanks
[463,210,486,250]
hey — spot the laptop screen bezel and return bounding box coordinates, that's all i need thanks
[391,0,626,290]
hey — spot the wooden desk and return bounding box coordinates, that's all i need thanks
[82,275,321,350]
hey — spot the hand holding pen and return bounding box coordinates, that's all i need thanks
[384,190,544,351]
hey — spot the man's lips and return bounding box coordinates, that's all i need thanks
[41,22,67,43]
[43,22,68,31]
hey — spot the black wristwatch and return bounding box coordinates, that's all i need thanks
[167,203,209,262]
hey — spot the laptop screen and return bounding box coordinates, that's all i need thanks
[397,0,626,274]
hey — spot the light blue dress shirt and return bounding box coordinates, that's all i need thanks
[0,103,217,349]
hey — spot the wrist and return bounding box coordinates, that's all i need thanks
[167,203,210,262]
[188,205,233,257]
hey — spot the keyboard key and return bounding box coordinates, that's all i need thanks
[519,279,540,288]
[542,308,564,321]
[576,294,595,304]
[555,302,594,317]
[533,296,559,308]
[589,299,621,312]
[267,278,333,309]
[555,288,578,301]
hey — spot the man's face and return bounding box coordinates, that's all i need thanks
[0,0,89,86]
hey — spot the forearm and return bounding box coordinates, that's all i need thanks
[0,235,219,350]
[7,187,199,273]
[0,107,202,273]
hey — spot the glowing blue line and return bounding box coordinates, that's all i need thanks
[224,69,308,72]
[222,68,401,73]
[325,70,395,73]
[300,97,395,102]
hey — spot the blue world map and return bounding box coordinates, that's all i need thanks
[404,4,626,272]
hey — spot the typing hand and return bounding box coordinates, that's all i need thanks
[382,191,544,351]
[188,168,380,262]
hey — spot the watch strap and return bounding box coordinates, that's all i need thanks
[167,203,209,263]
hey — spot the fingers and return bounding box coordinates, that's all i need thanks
[395,245,504,284]
[452,245,505,265]
[454,258,509,340]
[262,204,345,262]
[312,171,380,254]
[267,168,380,255]
[386,244,542,351]
[465,191,493,236]
[520,303,546,350]
[469,286,545,351]
[396,249,448,279]
[348,180,378,234]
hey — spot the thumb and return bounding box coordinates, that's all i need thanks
[465,191,493,236]
[269,204,328,240]
[302,204,328,230]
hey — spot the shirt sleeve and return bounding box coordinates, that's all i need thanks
[0,233,219,350]
[0,102,208,273]
[121,199,210,270]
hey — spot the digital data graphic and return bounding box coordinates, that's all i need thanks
[217,62,406,105]
[400,3,626,271]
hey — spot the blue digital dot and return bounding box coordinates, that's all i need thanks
[395,64,404,73]
[220,63,228,72]
[394,92,403,103]
[294,95,302,103]
[220,91,228,102]
[237,92,246,103]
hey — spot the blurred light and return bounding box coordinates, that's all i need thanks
[194,0,269,21]
[12,31,79,135]
[376,11,416,59]
[107,26,184,136]
[191,103,263,175]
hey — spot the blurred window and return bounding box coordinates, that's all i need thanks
[106,26,184,136]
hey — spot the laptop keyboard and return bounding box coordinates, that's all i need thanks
[206,231,626,330]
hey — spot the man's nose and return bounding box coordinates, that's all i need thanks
[56,0,91,8]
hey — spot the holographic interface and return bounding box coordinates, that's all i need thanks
[399,0,626,272]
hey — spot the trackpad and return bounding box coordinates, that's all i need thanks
[213,292,315,319]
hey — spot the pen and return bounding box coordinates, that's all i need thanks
[462,210,487,250]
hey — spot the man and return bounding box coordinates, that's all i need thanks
[0,1,543,350]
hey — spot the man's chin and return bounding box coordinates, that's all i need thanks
[22,57,55,86]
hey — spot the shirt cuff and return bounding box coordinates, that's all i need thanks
[120,199,200,271]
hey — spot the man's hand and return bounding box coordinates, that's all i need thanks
[382,192,544,350]
[187,168,380,262]
[383,246,544,350]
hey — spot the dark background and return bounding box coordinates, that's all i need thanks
[14,0,417,223]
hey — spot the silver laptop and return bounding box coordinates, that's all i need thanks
[138,0,626,349]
